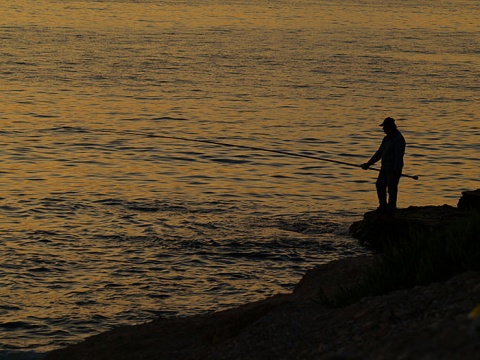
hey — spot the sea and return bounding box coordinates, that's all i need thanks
[1,0,479,357]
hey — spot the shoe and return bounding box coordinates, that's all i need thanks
[386,205,397,215]
[371,207,387,214]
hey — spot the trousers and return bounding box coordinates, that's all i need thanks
[376,168,401,211]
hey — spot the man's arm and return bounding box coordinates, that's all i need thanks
[361,140,384,169]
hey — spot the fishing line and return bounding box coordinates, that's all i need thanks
[99,128,419,180]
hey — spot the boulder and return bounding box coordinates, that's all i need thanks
[458,189,480,212]
[350,203,472,250]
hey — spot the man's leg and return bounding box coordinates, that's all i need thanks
[386,170,401,212]
[375,169,388,211]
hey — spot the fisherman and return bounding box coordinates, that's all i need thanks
[361,117,406,214]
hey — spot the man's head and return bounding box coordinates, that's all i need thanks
[380,117,397,134]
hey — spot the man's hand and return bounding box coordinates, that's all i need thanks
[361,163,370,170]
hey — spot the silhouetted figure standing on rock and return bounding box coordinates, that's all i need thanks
[362,117,406,214]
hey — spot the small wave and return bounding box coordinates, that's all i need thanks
[27,267,51,273]
[0,205,20,211]
[28,113,59,119]
[151,116,188,121]
[205,157,251,165]
[0,321,40,330]
[48,126,89,133]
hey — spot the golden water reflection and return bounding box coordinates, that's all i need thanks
[0,0,479,352]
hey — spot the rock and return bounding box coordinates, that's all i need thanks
[349,205,468,249]
[458,189,480,212]
[45,261,480,360]
[292,255,373,299]
[350,190,479,250]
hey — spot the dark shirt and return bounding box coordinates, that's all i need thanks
[369,130,406,172]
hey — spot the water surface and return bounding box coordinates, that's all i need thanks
[0,0,479,355]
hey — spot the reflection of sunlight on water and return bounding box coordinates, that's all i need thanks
[1,196,366,351]
[0,0,479,352]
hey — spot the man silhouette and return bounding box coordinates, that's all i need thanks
[362,117,406,214]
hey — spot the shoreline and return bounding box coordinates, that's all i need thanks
[46,190,480,359]
[45,254,480,359]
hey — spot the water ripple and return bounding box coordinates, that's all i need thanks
[1,0,479,354]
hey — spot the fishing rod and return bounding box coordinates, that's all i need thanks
[111,130,419,181]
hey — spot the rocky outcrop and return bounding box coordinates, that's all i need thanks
[458,189,480,212]
[45,256,480,360]
[350,190,480,250]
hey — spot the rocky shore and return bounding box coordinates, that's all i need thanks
[350,189,480,250]
[46,190,480,360]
